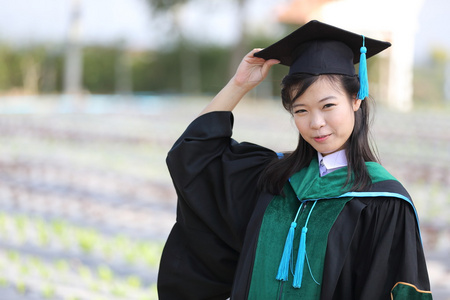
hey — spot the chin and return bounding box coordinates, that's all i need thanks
[318,148,340,156]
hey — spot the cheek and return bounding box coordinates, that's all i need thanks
[293,117,308,135]
[332,110,355,134]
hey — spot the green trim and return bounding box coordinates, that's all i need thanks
[391,282,432,300]
[289,160,397,202]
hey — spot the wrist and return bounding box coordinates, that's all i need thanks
[230,76,255,94]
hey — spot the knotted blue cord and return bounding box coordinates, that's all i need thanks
[293,200,318,288]
[276,202,303,281]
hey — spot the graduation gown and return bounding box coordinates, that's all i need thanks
[157,111,432,300]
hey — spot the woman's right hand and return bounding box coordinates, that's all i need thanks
[199,49,279,115]
[232,49,280,92]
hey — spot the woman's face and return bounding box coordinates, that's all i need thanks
[292,77,361,156]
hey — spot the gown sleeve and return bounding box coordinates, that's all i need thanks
[329,197,432,300]
[157,111,276,300]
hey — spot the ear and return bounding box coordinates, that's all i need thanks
[352,96,362,112]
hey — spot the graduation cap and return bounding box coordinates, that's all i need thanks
[254,20,391,99]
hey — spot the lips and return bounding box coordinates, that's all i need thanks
[313,134,331,142]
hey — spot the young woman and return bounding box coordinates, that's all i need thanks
[158,20,432,300]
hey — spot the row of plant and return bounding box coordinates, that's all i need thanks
[0,158,165,203]
[0,136,159,178]
[0,248,158,300]
[0,112,174,299]
[0,212,163,269]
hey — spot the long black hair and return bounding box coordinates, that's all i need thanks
[258,73,379,195]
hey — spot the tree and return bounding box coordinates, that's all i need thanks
[147,0,250,93]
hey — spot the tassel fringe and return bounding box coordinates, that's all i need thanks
[293,227,308,288]
[357,36,369,100]
[276,201,319,289]
[276,222,297,281]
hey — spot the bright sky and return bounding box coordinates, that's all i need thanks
[0,0,447,63]
[0,0,153,48]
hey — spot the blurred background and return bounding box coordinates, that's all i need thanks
[0,0,449,299]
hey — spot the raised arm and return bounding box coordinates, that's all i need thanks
[200,48,279,115]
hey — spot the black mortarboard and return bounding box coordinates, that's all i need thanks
[254,20,391,99]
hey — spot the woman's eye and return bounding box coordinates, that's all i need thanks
[294,109,307,114]
[323,103,336,109]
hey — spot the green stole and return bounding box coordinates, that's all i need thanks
[247,159,397,299]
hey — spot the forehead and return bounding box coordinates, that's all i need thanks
[292,76,346,102]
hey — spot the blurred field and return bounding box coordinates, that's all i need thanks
[0,95,449,299]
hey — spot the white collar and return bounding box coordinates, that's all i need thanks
[317,150,348,176]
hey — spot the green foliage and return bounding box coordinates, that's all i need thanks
[0,29,297,96]
[0,213,6,233]
[198,46,232,94]
[77,228,98,254]
[0,212,164,270]
[126,275,141,288]
[83,46,119,93]
[19,264,30,276]
[413,47,449,107]
[55,259,70,272]
[0,277,7,287]
[7,250,19,262]
[16,281,26,294]
[0,44,24,90]
[0,44,63,93]
[42,284,55,298]
[36,219,50,246]
[132,48,182,93]
[0,248,161,299]
[414,66,444,106]
[78,265,93,281]
[111,284,127,297]
[149,0,188,11]
[431,47,447,63]
[97,265,114,282]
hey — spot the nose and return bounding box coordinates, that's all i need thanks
[310,112,326,130]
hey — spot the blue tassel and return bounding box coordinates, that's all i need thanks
[293,227,308,288]
[357,36,369,100]
[276,221,297,281]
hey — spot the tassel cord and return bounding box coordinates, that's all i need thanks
[304,201,317,226]
[293,201,318,288]
[305,251,321,285]
[276,202,304,281]
[290,202,307,275]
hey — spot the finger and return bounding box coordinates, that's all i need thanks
[261,59,280,74]
[247,48,263,57]
[267,59,280,65]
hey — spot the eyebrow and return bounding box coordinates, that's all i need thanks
[292,95,337,108]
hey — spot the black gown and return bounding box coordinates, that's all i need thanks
[157,111,432,300]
